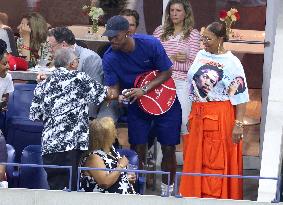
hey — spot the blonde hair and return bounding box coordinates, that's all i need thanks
[89,117,117,152]
[161,0,195,41]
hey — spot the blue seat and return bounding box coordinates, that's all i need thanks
[116,148,145,194]
[6,83,43,162]
[18,145,49,189]
[6,144,16,186]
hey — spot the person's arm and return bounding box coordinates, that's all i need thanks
[232,103,246,143]
[85,154,128,189]
[126,69,172,103]
[0,165,5,181]
[82,55,104,84]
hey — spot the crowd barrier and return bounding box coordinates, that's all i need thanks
[0,162,281,202]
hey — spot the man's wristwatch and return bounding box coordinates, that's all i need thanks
[141,85,149,95]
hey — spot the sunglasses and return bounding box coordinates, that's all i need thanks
[200,35,215,42]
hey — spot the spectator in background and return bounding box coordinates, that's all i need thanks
[153,0,200,154]
[47,27,118,121]
[30,48,111,190]
[80,117,136,194]
[120,9,139,35]
[0,12,18,56]
[0,40,13,187]
[0,39,14,113]
[17,12,49,66]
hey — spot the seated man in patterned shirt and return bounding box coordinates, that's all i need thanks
[29,48,111,191]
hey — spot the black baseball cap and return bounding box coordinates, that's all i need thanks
[102,15,129,37]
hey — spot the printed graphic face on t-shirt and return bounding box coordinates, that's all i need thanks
[193,64,223,98]
[228,76,246,96]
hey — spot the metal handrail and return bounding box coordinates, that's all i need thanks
[1,162,73,191]
[77,167,171,196]
[174,172,280,202]
[1,162,281,201]
[228,39,270,47]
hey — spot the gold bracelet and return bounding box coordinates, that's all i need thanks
[235,120,244,128]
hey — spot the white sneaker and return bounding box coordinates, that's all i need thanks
[160,182,174,196]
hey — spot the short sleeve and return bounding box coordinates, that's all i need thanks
[5,75,14,94]
[152,25,163,39]
[223,57,249,105]
[80,73,107,105]
[102,54,119,86]
[152,37,173,71]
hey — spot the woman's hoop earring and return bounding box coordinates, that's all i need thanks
[217,42,221,54]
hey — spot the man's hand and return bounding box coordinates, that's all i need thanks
[36,73,47,82]
[124,88,144,104]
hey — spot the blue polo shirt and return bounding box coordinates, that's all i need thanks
[103,34,173,89]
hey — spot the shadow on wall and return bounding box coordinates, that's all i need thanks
[0,0,28,30]
[38,0,89,27]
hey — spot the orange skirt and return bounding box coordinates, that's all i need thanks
[179,101,243,199]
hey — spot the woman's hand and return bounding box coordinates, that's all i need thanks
[117,156,129,169]
[174,52,187,63]
[232,125,244,144]
[127,173,136,184]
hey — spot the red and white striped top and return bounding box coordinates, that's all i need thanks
[153,26,201,81]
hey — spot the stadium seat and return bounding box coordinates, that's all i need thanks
[5,144,16,186]
[6,83,43,162]
[18,145,49,189]
[0,112,6,135]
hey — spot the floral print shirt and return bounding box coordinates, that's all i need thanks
[29,67,107,155]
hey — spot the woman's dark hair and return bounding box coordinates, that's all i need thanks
[207,21,229,42]
[48,27,76,45]
[119,9,139,27]
[0,39,7,60]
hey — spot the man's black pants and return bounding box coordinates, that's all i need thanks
[42,150,83,191]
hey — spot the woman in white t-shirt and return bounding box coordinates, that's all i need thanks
[179,22,249,199]
[0,39,14,112]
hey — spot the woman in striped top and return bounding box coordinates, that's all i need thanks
[153,0,200,144]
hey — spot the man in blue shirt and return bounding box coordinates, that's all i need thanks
[103,16,181,195]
